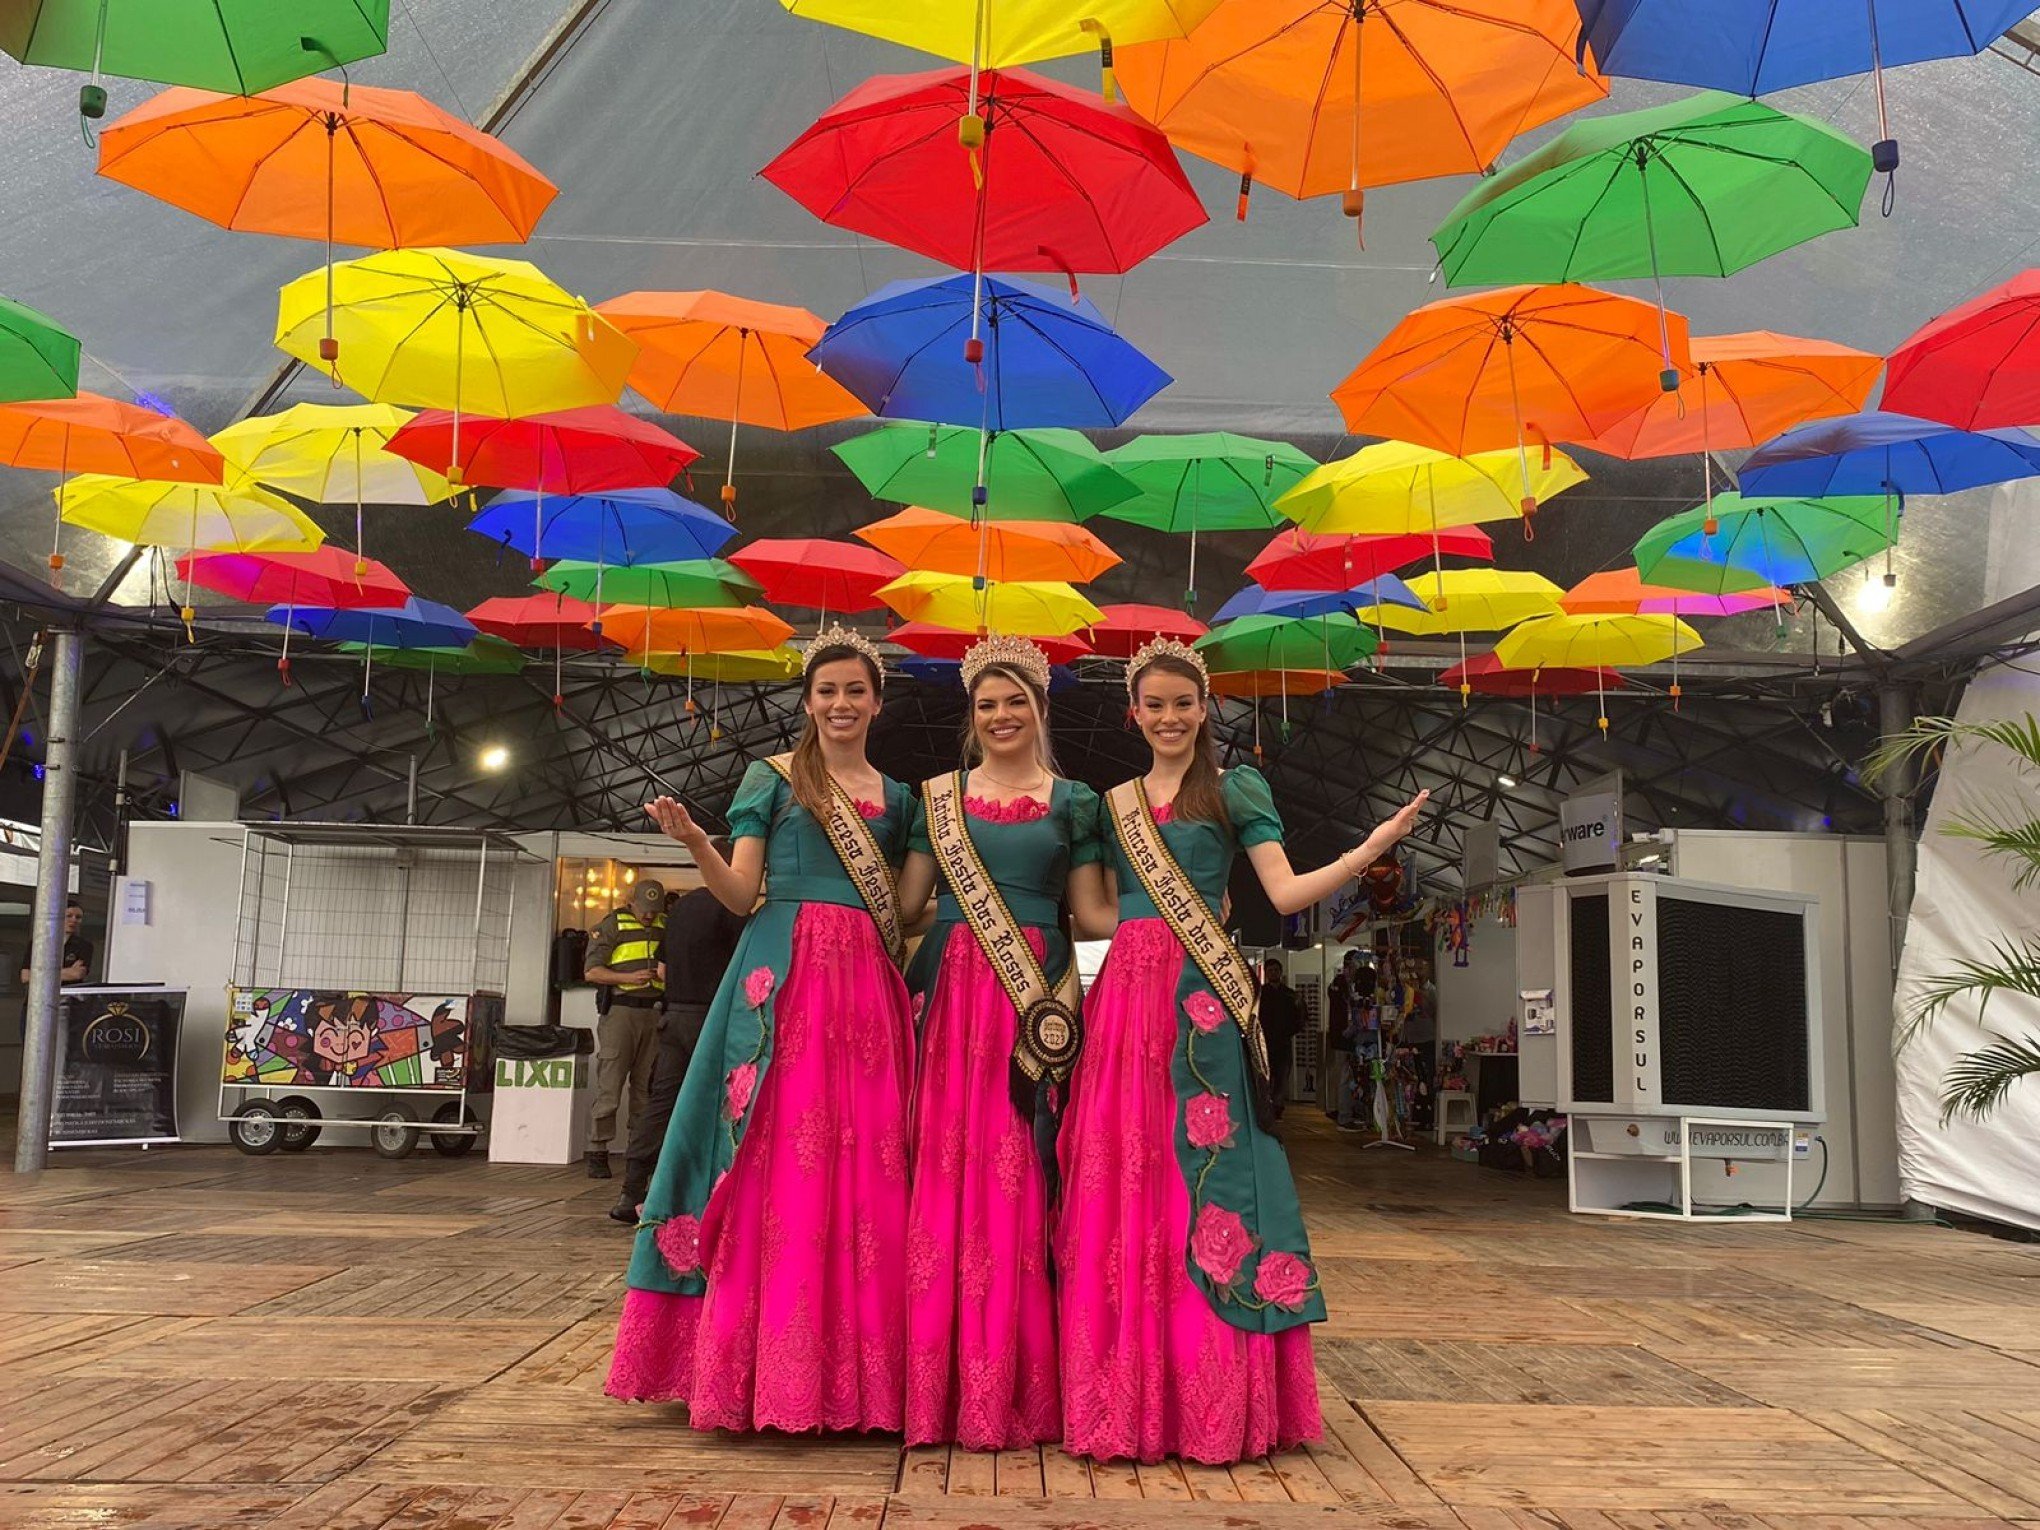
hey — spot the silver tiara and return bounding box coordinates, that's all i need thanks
[961,632,1051,691]
[1125,635,1208,695]
[804,623,885,681]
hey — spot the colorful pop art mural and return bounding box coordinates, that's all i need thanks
[223,989,495,1091]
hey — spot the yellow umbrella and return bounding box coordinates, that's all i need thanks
[1356,568,1565,701]
[876,570,1103,637]
[644,645,805,728]
[1493,611,1702,732]
[274,248,636,481]
[212,403,456,574]
[58,470,324,637]
[780,0,1219,82]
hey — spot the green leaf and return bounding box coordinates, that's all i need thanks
[1903,937,2040,1045]
[1939,1035,2040,1122]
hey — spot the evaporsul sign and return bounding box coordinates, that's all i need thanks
[1559,788,1623,873]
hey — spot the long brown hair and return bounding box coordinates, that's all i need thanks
[1131,653,1228,827]
[960,662,1058,776]
[790,646,883,818]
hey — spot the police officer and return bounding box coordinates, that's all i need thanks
[581,878,666,1179]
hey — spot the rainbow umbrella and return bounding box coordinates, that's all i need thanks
[1633,492,1892,595]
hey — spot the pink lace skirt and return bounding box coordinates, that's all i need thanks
[904,924,1060,1450]
[1055,919,1321,1465]
[606,901,913,1433]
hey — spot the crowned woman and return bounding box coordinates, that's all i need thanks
[892,633,1116,1451]
[609,627,919,1435]
[1058,638,1426,1464]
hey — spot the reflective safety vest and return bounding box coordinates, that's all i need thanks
[608,911,665,996]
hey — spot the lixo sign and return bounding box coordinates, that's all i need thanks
[1558,778,1624,873]
[496,1056,582,1090]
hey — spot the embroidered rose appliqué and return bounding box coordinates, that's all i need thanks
[1253,1250,1313,1311]
[1184,991,1226,1034]
[1185,1092,1234,1151]
[655,1213,702,1276]
[1190,1202,1253,1287]
[724,1061,758,1121]
[743,966,775,1008]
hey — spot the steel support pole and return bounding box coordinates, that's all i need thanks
[1879,679,1918,966]
[15,626,84,1174]
[406,752,419,826]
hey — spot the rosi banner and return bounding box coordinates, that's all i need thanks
[52,988,184,1146]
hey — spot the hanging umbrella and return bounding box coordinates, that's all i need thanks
[213,402,455,577]
[1739,410,2040,590]
[537,558,760,610]
[1102,431,1315,606]
[274,249,637,480]
[1882,270,2040,431]
[1249,526,1493,590]
[1334,286,1687,502]
[1584,330,1882,523]
[99,80,556,362]
[1430,94,1869,380]
[386,404,698,496]
[273,597,476,649]
[468,488,735,565]
[1633,492,1892,594]
[341,634,527,675]
[762,65,1205,283]
[1558,568,1785,703]
[834,421,1139,521]
[1114,0,1604,233]
[1211,576,1424,622]
[1494,610,1702,733]
[467,593,611,651]
[855,507,1120,584]
[1572,0,2035,176]
[180,543,409,682]
[777,0,1220,84]
[1278,440,1587,548]
[1083,602,1208,656]
[1440,650,1629,750]
[1195,613,1377,671]
[728,539,906,622]
[891,622,1094,664]
[877,571,1103,636]
[1209,668,1345,699]
[811,272,1170,429]
[0,0,392,119]
[0,295,80,405]
[1366,569,1566,634]
[643,647,806,682]
[597,606,799,669]
[595,290,865,519]
[0,390,222,579]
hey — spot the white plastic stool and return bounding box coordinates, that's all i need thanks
[1435,1090,1477,1146]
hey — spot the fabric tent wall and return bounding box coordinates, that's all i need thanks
[1892,651,2040,1230]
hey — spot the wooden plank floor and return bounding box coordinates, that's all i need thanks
[5,1114,2040,1529]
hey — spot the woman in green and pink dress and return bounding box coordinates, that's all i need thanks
[1057,643,1425,1464]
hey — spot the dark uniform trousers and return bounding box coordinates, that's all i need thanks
[621,1001,710,1204]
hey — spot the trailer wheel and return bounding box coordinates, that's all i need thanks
[370,1107,419,1160]
[276,1095,323,1152]
[229,1100,286,1155]
[430,1101,480,1158]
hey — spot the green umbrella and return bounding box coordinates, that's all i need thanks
[1633,492,1892,595]
[0,295,79,404]
[1194,613,1378,673]
[1102,432,1317,608]
[833,421,1138,523]
[1,0,392,117]
[1431,91,1870,378]
[340,635,527,676]
[536,557,759,609]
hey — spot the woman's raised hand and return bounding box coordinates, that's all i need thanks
[1379,790,1429,845]
[645,796,703,846]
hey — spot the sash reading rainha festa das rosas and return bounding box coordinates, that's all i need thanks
[766,753,902,963]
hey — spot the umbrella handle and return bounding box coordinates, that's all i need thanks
[1342,10,1366,246]
[723,338,745,521]
[78,0,107,123]
[321,119,340,365]
[1078,20,1116,100]
[1866,0,1899,180]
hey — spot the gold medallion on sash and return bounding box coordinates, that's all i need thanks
[925,772,1083,1084]
[1106,778,1271,1080]
[765,754,903,963]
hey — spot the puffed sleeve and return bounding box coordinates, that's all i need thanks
[725,760,782,842]
[906,784,931,857]
[1223,766,1285,848]
[886,777,918,861]
[1067,781,1104,866]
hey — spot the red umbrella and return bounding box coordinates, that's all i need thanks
[891,621,1093,664]
[468,592,614,707]
[764,65,1204,364]
[1438,651,1629,752]
[1083,602,1208,658]
[1248,527,1493,591]
[385,405,700,493]
[178,546,410,684]
[1882,269,2040,431]
[727,539,905,621]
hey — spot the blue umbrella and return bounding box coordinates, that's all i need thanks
[1573,0,2033,173]
[468,487,735,566]
[809,273,1171,432]
[897,657,1080,693]
[268,597,480,707]
[1212,576,1425,623]
[1738,412,2040,499]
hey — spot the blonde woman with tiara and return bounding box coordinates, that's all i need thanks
[610,628,919,1436]
[1057,637,1426,1464]
[890,634,1116,1452]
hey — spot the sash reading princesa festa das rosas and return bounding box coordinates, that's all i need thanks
[1107,778,1271,1081]
[766,754,903,963]
[924,771,1083,1085]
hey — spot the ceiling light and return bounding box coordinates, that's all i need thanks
[1496,773,1517,789]
[479,744,511,772]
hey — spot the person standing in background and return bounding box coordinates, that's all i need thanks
[18,900,92,989]
[1326,951,1368,1130]
[582,879,667,1180]
[1258,959,1302,1121]
[611,868,745,1225]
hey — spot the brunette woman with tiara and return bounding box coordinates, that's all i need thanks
[889,634,1116,1452]
[609,628,918,1436]
[1057,638,1426,1465]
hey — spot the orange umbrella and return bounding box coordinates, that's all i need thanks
[0,391,223,579]
[1116,0,1604,231]
[100,81,557,363]
[1582,330,1882,522]
[594,290,867,518]
[1209,666,1345,760]
[1333,284,1688,526]
[596,605,797,667]
[854,506,1121,583]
